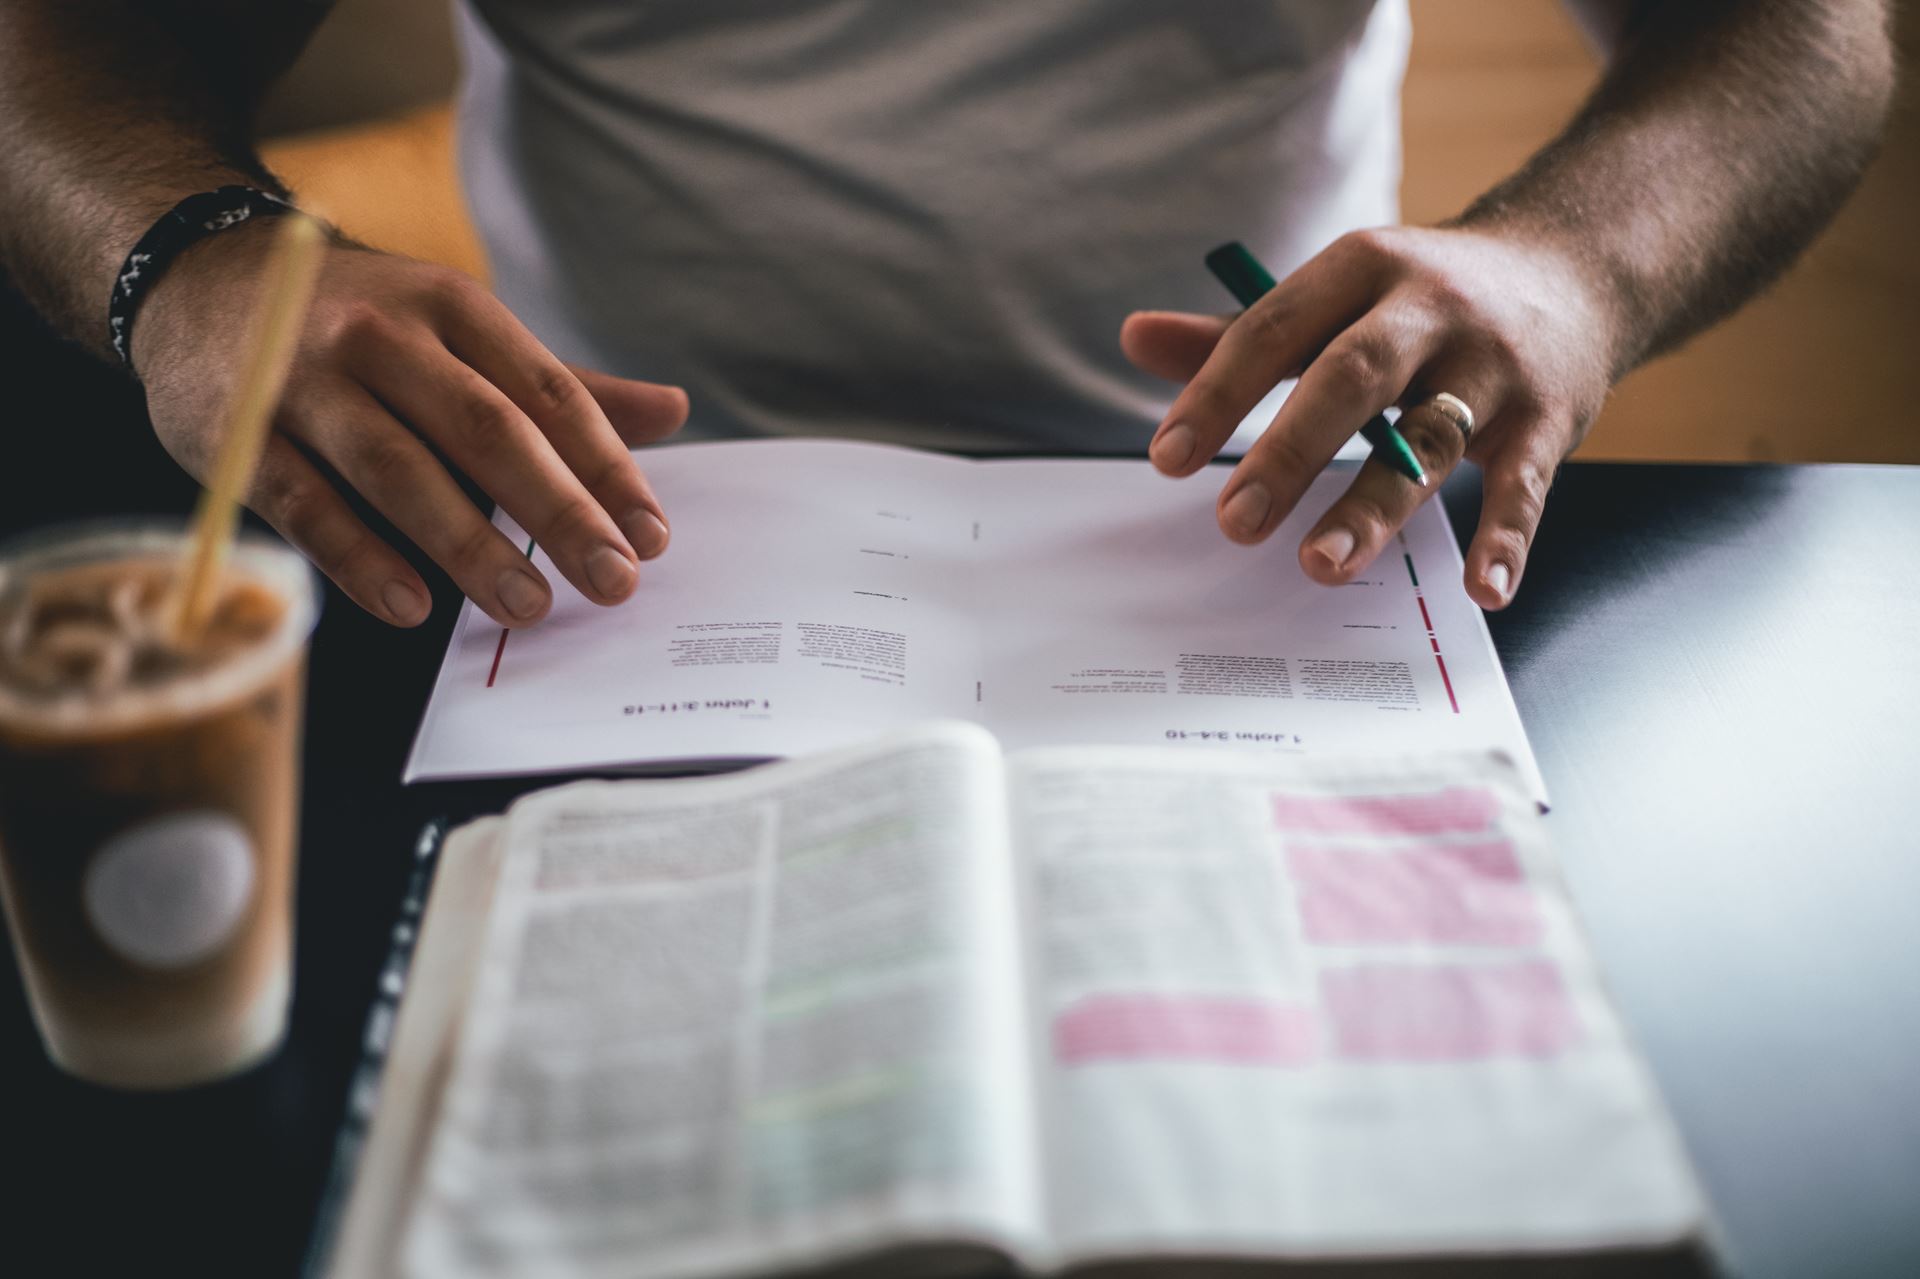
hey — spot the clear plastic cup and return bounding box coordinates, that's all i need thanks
[0,522,318,1088]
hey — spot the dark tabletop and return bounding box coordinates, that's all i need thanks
[3,291,1917,1278]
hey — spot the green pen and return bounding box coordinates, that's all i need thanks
[1204,241,1426,487]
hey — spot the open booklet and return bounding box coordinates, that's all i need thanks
[319,724,1708,1279]
[404,441,1544,804]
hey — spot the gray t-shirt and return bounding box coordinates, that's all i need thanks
[455,1,1408,451]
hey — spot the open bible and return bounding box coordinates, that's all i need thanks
[319,724,1708,1278]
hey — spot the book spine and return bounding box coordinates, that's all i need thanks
[298,817,449,1279]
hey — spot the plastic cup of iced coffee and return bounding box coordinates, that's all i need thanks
[0,521,318,1089]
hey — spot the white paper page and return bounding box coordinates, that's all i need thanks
[399,724,1040,1279]
[971,458,1546,805]
[406,441,982,781]
[1006,747,1700,1263]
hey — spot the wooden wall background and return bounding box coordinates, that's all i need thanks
[262,0,1918,464]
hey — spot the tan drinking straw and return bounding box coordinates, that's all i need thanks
[167,211,326,643]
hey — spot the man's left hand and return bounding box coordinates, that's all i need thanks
[1121,225,1614,610]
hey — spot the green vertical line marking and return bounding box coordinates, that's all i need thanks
[1403,553,1419,589]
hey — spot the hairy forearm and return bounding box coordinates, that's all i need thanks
[1458,0,1896,379]
[0,0,329,357]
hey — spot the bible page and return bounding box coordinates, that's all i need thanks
[399,723,1041,1279]
[970,459,1546,804]
[1007,746,1700,1263]
[406,441,983,781]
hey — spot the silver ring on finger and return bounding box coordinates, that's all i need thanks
[1418,391,1475,444]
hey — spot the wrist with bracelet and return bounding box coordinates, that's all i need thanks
[108,185,299,371]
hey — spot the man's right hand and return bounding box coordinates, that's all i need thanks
[132,226,689,628]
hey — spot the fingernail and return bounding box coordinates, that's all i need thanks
[587,544,637,599]
[1222,482,1273,538]
[1308,526,1356,571]
[1151,423,1195,471]
[621,509,670,559]
[1485,561,1512,603]
[380,580,428,626]
[498,568,547,621]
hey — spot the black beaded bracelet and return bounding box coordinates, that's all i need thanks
[107,185,296,370]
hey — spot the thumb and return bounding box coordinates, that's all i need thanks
[566,363,691,446]
[1119,310,1235,384]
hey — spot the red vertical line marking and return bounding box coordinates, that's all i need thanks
[485,534,539,688]
[485,629,510,688]
[1434,653,1460,714]
[1402,543,1460,715]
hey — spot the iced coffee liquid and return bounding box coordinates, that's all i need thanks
[0,534,314,1088]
